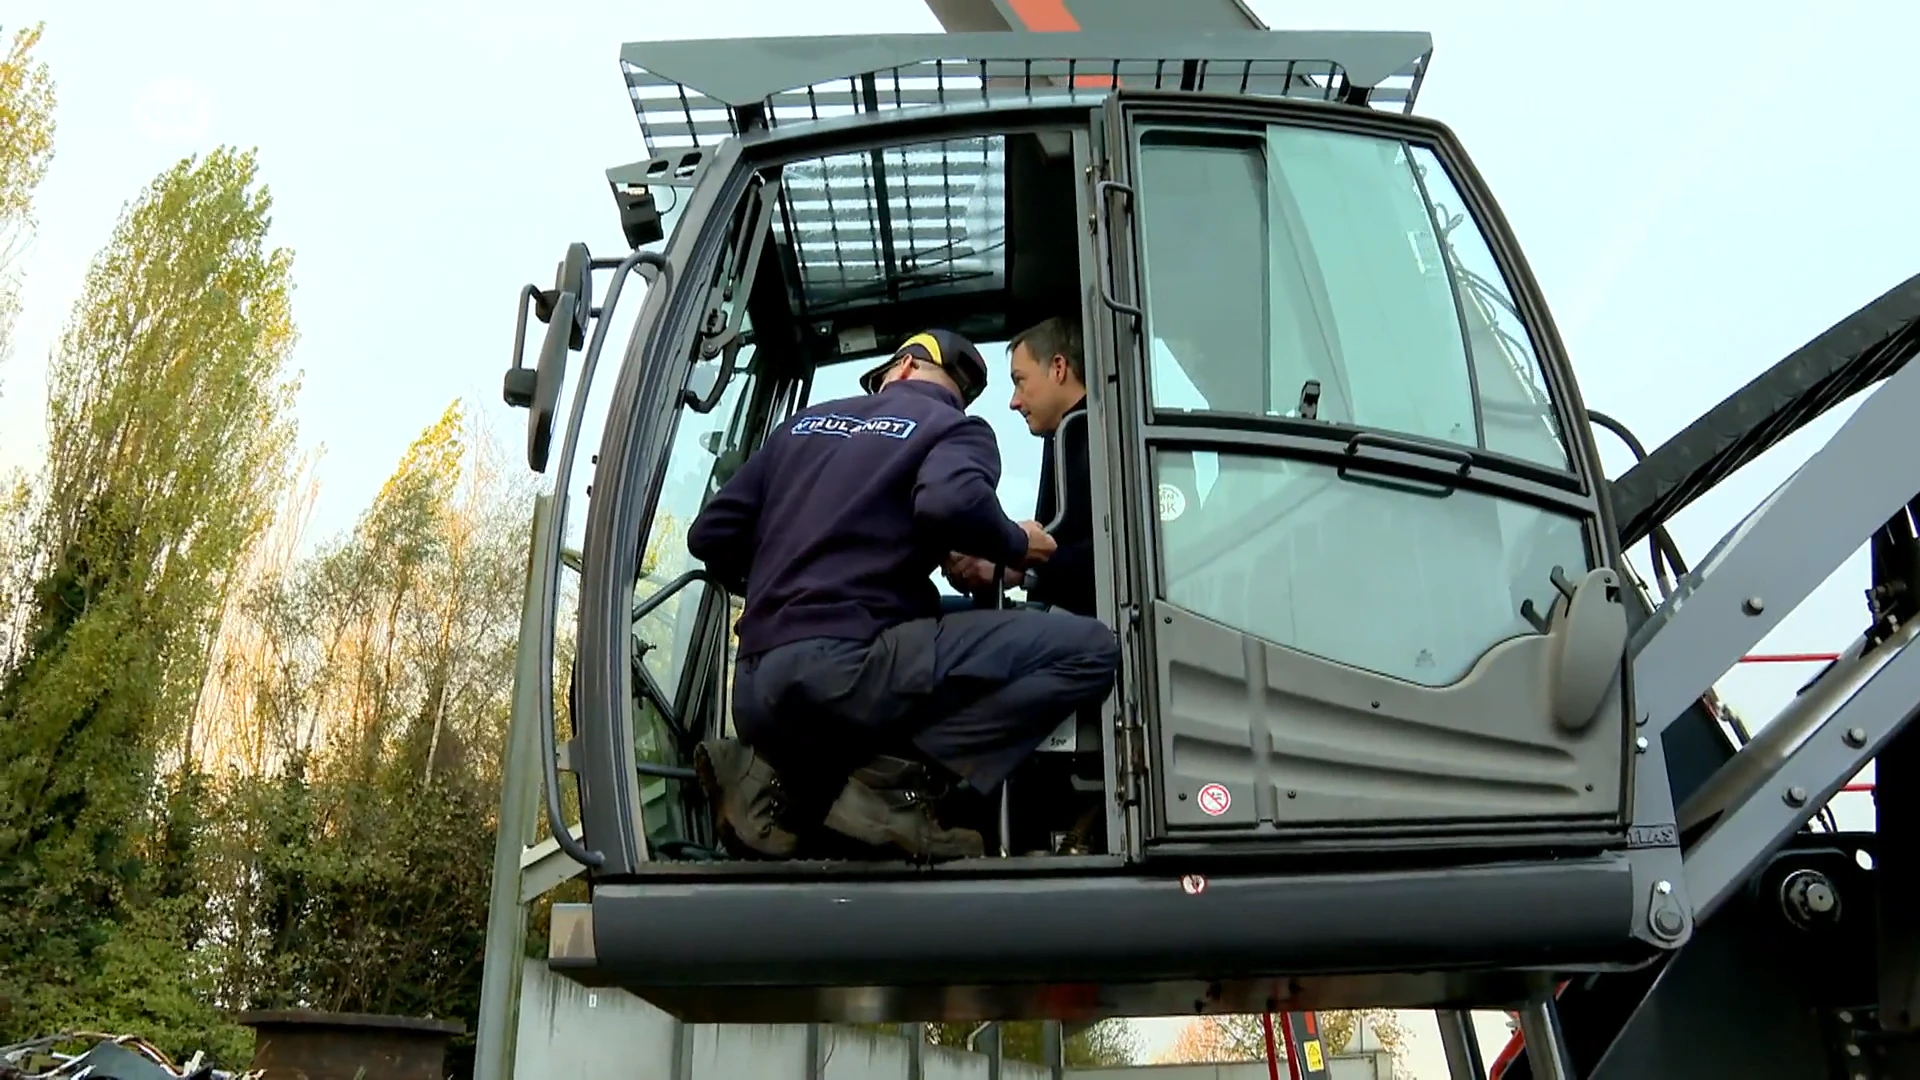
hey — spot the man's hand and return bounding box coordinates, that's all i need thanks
[1019,520,1057,565]
[943,553,996,592]
[944,552,1029,592]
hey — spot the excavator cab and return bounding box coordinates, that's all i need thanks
[489,23,1766,1065]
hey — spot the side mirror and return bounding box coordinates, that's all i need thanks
[527,289,578,474]
[556,242,593,351]
[517,243,597,473]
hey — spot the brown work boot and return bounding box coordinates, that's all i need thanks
[850,754,948,797]
[694,738,799,859]
[822,776,985,862]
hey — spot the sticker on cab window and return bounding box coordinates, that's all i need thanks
[1157,483,1186,522]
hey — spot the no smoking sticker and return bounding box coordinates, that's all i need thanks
[1196,782,1232,817]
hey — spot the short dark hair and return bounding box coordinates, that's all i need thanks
[1009,316,1084,384]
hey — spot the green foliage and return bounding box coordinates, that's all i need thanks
[0,144,298,1054]
[175,403,532,1064]
[0,39,538,1063]
[195,768,494,1022]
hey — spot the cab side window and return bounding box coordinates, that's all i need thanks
[634,338,759,734]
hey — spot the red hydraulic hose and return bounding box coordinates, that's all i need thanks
[1489,1026,1525,1080]
[1261,1013,1285,1080]
[1489,983,1569,1080]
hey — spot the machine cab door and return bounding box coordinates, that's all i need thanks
[570,162,783,878]
[1092,92,1637,850]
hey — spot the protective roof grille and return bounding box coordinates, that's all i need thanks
[618,31,1433,156]
[775,133,1005,314]
[615,32,1432,316]
[624,58,1399,156]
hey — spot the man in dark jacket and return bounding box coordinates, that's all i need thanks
[944,316,1095,617]
[687,330,1120,862]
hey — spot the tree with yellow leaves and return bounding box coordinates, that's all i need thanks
[1158,1010,1412,1069]
[0,21,57,372]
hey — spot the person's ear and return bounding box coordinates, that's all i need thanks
[1050,354,1069,385]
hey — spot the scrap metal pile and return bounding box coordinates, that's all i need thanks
[0,1033,259,1080]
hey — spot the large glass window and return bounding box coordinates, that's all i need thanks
[1135,124,1570,471]
[1152,449,1589,686]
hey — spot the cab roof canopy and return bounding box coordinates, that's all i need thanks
[617,29,1434,155]
[610,28,1433,355]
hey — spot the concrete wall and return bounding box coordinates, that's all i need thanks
[1070,1058,1390,1080]
[514,964,1036,1079]
[515,963,1383,1080]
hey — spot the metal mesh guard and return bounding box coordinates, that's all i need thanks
[776,133,1005,313]
[621,55,1417,157]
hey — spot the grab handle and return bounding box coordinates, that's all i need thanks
[536,246,669,871]
[1092,180,1141,325]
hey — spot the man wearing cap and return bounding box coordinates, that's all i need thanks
[687,329,1121,863]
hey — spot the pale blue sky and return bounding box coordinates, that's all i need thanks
[5,1,1915,1072]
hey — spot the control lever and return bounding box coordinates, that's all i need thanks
[992,562,1012,858]
[982,408,1089,858]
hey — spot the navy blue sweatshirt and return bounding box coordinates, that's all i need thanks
[686,379,1030,659]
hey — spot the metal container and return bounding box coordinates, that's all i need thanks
[238,1010,467,1080]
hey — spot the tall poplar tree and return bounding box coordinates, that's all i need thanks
[0,145,299,1046]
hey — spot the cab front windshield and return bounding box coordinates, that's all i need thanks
[1134,120,1589,687]
[1137,122,1569,472]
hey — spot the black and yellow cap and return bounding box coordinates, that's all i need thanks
[858,329,989,405]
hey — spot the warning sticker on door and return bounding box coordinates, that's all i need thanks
[1195,782,1232,817]
[1303,1039,1324,1072]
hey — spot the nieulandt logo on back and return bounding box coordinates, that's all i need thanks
[791,414,919,440]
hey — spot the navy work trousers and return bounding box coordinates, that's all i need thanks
[731,608,1119,813]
